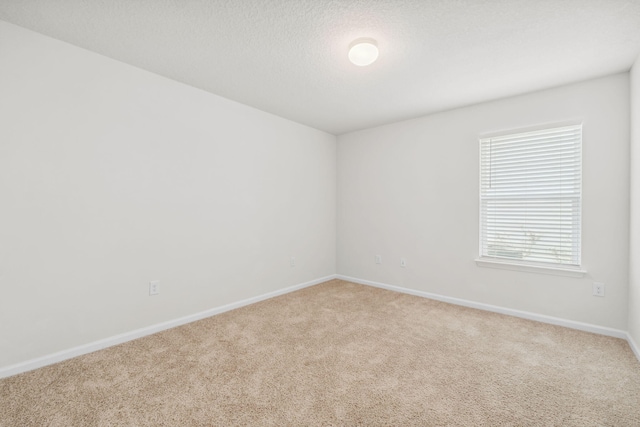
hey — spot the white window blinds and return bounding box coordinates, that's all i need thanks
[479,124,582,267]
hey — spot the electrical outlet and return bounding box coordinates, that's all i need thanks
[593,282,605,297]
[400,258,407,268]
[290,257,296,267]
[375,255,382,264]
[149,280,160,296]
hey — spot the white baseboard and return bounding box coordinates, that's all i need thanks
[0,274,337,379]
[4,273,636,379]
[337,275,629,340]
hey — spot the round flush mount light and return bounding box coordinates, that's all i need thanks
[348,38,379,66]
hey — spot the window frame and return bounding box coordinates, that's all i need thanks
[475,122,586,277]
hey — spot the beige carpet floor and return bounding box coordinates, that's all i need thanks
[1,279,639,426]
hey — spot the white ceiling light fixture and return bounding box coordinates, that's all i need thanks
[348,38,379,66]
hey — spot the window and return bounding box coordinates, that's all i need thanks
[479,124,582,271]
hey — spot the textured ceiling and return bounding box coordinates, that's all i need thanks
[1,1,640,135]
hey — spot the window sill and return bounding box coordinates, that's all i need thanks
[474,258,587,278]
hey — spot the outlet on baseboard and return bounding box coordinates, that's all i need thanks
[593,282,605,297]
[149,280,160,296]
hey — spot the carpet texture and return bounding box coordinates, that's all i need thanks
[1,279,639,426]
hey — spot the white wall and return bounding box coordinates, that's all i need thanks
[0,21,336,369]
[338,74,630,330]
[1,18,635,372]
[630,56,640,348]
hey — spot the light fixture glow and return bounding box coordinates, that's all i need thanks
[348,39,379,66]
